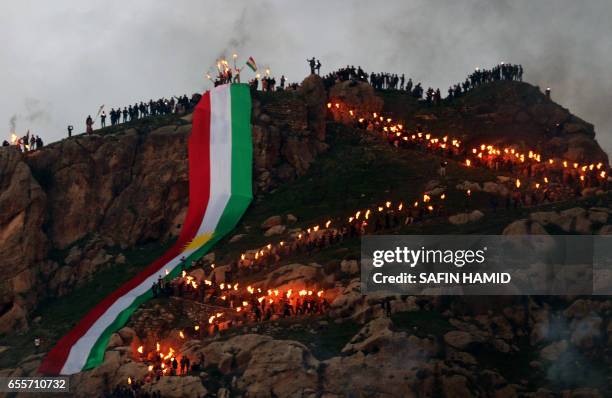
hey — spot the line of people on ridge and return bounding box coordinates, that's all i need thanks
[320,63,524,105]
[81,95,197,135]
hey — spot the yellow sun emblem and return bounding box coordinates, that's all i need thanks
[184,232,214,251]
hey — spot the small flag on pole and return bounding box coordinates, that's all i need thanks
[246,57,257,72]
[95,105,105,118]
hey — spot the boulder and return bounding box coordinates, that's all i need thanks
[260,215,282,229]
[117,327,137,344]
[264,225,286,237]
[106,333,123,349]
[328,80,384,125]
[443,331,481,350]
[588,210,608,224]
[340,260,359,275]
[146,376,206,398]
[540,340,567,361]
[229,234,245,243]
[468,210,484,222]
[448,213,470,225]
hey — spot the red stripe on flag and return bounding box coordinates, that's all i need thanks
[39,92,213,375]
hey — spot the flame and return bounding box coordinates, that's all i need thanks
[515,179,521,188]
[327,103,332,109]
[179,331,185,339]
[148,365,154,372]
[194,325,200,331]
[325,220,331,228]
[137,345,144,354]
[156,342,160,352]
[465,159,471,167]
[128,377,132,385]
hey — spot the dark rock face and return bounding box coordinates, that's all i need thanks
[0,76,328,332]
[0,148,47,334]
[252,74,328,194]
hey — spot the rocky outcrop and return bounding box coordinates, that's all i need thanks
[252,74,328,193]
[0,148,47,334]
[0,77,329,333]
[328,80,384,124]
[504,207,612,235]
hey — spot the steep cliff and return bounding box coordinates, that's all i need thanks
[0,75,327,333]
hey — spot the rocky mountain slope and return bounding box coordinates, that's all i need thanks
[0,76,327,335]
[1,74,611,397]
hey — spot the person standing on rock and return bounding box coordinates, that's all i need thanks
[316,59,322,75]
[307,57,316,74]
[100,111,106,128]
[85,115,94,134]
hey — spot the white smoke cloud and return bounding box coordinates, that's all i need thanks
[0,0,611,152]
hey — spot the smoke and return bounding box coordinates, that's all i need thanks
[6,98,52,135]
[23,98,52,124]
[1,1,611,148]
[9,114,17,132]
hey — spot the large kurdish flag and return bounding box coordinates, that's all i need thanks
[39,83,253,375]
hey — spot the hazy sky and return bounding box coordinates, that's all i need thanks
[2,0,611,153]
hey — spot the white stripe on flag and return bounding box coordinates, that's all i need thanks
[194,84,233,236]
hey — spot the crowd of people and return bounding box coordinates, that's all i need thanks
[320,62,524,106]
[2,130,44,152]
[82,95,197,135]
[446,63,523,101]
